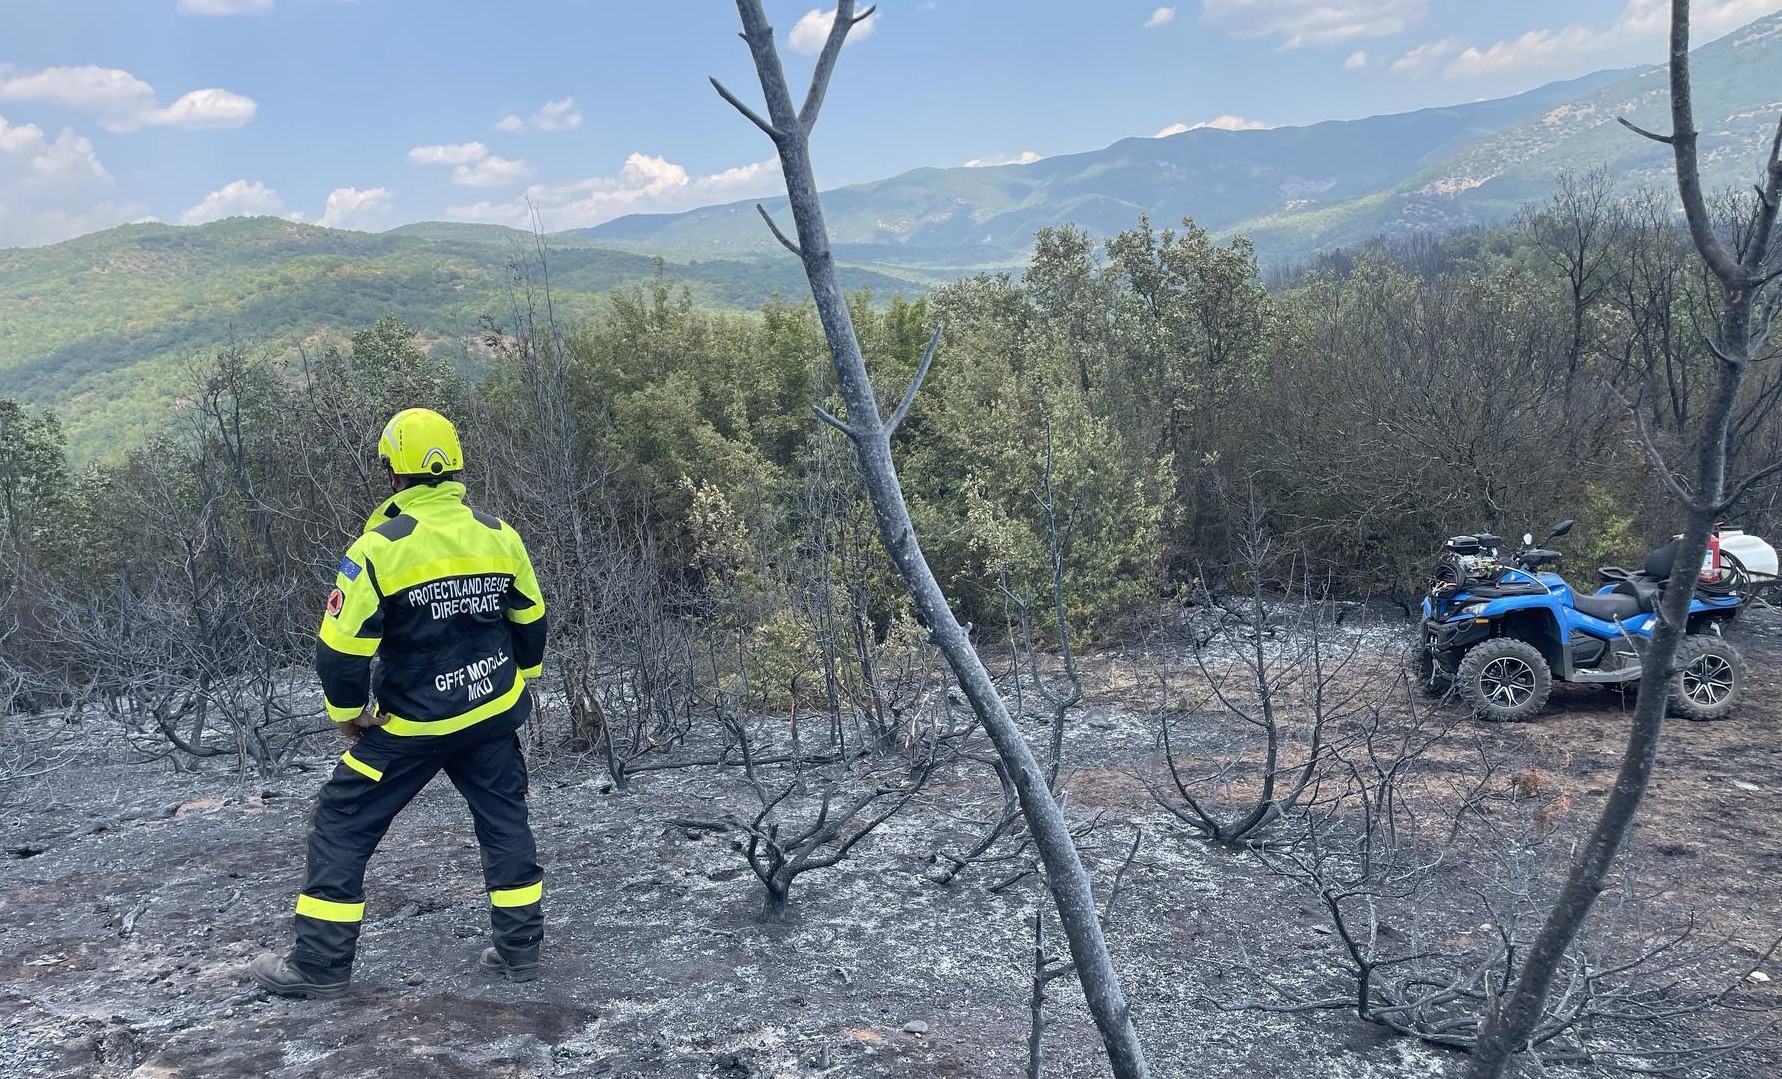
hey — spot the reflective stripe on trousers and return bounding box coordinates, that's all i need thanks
[289,714,542,976]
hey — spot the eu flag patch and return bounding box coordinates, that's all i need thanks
[340,556,362,581]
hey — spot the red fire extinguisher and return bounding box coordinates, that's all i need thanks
[1700,525,1722,583]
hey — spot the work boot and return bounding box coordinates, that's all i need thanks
[478,946,540,983]
[247,953,350,1000]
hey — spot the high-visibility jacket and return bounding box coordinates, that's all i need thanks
[316,481,547,738]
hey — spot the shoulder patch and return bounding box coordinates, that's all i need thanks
[372,515,418,542]
[339,556,362,581]
[471,509,503,532]
[326,587,345,617]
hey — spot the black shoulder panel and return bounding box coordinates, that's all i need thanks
[372,514,419,542]
[471,509,504,532]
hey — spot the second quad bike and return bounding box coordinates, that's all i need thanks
[1416,521,1766,722]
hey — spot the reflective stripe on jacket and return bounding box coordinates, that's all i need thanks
[316,481,547,736]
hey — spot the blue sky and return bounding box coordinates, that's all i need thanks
[2,0,1779,246]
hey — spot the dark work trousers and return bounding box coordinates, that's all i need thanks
[289,717,543,980]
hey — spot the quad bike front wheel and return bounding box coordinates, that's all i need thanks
[1456,638,1552,722]
[1669,636,1747,721]
[1411,637,1453,697]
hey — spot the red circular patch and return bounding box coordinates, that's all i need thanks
[325,588,345,617]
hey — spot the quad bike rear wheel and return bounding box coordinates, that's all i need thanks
[1669,636,1746,721]
[1456,638,1551,722]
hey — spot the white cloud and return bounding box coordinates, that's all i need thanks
[177,0,273,13]
[1202,0,1429,48]
[446,153,784,230]
[139,88,258,131]
[0,65,155,113]
[1443,27,1601,78]
[495,97,583,134]
[0,117,108,195]
[787,7,878,54]
[0,65,257,133]
[963,149,1042,168]
[695,158,782,193]
[453,155,534,188]
[1345,50,1369,69]
[1390,37,1462,75]
[1194,115,1269,131]
[409,141,488,166]
[179,179,288,225]
[1155,116,1270,137]
[317,186,394,230]
[1432,0,1782,79]
[1614,0,1782,38]
[1145,7,1177,29]
[0,113,147,246]
[409,141,531,186]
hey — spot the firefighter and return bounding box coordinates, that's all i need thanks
[248,408,548,998]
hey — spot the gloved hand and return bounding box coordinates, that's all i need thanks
[336,708,389,742]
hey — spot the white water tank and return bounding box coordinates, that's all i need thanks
[1720,528,1779,581]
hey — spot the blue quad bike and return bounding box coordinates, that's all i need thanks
[1415,521,1749,722]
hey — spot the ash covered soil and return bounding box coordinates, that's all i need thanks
[3,612,1780,1079]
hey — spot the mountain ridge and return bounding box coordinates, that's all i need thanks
[575,68,1633,261]
[580,12,1782,265]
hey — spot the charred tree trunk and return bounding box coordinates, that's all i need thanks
[715,4,1149,1074]
[1467,4,1782,1075]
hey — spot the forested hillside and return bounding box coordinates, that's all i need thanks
[6,179,1780,727]
[0,218,925,456]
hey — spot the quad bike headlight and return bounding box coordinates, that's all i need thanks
[1456,602,1490,618]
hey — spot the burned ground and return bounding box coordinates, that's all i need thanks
[2,612,1779,1079]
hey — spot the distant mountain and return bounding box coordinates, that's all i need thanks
[582,12,1782,266]
[0,218,924,458]
[1239,12,1782,254]
[8,15,1779,459]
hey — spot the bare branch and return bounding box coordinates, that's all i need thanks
[1717,457,1782,513]
[812,404,858,440]
[1617,117,1675,146]
[1702,334,1745,368]
[1746,111,1782,274]
[1616,386,1706,511]
[885,323,944,436]
[800,2,876,135]
[756,203,802,257]
[1101,827,1143,924]
[1658,4,1745,285]
[710,76,781,141]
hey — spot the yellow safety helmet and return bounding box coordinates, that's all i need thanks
[377,408,464,477]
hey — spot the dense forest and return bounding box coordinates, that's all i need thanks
[3,170,1779,765]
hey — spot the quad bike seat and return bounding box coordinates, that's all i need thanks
[1599,540,1679,614]
[1610,577,1664,613]
[1573,591,1644,621]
